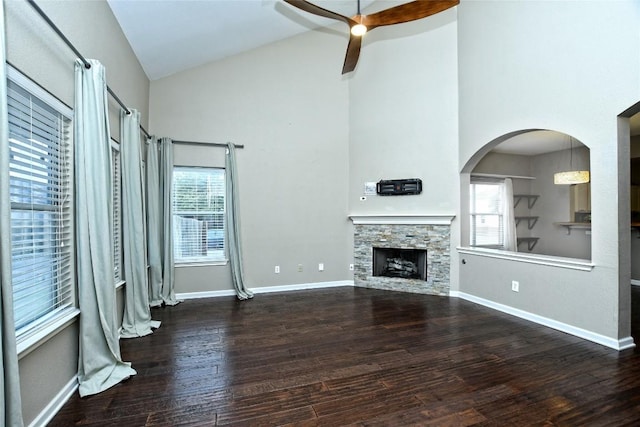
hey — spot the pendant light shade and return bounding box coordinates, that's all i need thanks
[554,136,590,185]
[553,170,590,185]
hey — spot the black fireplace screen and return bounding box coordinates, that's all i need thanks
[372,248,427,281]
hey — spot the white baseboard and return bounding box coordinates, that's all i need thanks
[176,280,354,300]
[29,376,78,427]
[631,279,640,287]
[175,289,237,300]
[450,291,636,351]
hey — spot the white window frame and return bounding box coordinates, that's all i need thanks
[172,166,226,265]
[7,65,79,356]
[469,179,505,249]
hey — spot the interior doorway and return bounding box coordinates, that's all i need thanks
[627,106,640,341]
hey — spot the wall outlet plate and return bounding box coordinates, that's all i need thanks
[511,280,519,292]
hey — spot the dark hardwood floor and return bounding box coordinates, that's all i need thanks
[49,286,640,426]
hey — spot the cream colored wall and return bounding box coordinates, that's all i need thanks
[347,6,460,288]
[150,29,351,293]
[5,0,150,424]
[348,8,459,217]
[458,0,640,341]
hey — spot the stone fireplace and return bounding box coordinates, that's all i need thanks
[350,215,453,296]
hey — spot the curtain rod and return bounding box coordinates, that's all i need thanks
[172,140,244,149]
[26,0,151,140]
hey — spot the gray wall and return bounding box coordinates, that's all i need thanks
[530,147,591,259]
[5,0,150,424]
[150,29,352,294]
[458,0,640,341]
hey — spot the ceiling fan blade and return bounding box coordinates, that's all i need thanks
[342,34,363,74]
[283,0,355,26]
[362,0,460,30]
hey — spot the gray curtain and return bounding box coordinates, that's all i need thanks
[120,110,160,337]
[146,138,163,307]
[75,59,136,397]
[160,138,180,305]
[0,3,24,424]
[225,143,253,300]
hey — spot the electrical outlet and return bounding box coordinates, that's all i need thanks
[274,265,280,274]
[318,263,324,271]
[349,264,354,271]
[297,264,303,272]
[511,280,519,292]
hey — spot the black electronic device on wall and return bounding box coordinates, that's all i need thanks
[376,178,422,196]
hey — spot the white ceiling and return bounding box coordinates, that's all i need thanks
[107,0,376,81]
[107,0,640,146]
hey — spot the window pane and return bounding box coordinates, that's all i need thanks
[112,145,122,283]
[470,182,504,248]
[172,167,225,262]
[7,72,74,336]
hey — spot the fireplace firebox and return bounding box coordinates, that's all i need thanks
[372,248,427,281]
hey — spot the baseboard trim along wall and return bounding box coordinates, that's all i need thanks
[631,279,640,287]
[175,280,355,300]
[449,291,636,351]
[29,376,78,427]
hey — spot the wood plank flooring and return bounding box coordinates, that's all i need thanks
[49,286,640,426]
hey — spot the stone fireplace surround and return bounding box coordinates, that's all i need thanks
[350,215,454,296]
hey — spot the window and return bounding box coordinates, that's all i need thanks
[172,167,225,263]
[7,66,75,339]
[470,181,504,248]
[111,140,123,284]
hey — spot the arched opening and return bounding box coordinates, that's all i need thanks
[462,129,591,260]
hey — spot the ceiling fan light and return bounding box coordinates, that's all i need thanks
[553,170,590,185]
[351,24,367,36]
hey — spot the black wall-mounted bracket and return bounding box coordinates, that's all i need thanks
[376,179,422,196]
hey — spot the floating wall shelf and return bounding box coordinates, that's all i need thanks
[554,222,591,235]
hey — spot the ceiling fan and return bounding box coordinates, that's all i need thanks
[283,0,460,74]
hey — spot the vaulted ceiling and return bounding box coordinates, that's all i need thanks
[107,0,640,142]
[107,0,376,80]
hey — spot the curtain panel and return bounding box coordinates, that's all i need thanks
[146,138,163,307]
[0,3,24,424]
[120,110,160,337]
[74,59,135,397]
[503,178,518,252]
[160,138,180,305]
[225,143,253,300]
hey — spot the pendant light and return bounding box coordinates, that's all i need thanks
[554,136,590,185]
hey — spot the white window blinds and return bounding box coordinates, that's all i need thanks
[172,167,225,263]
[7,68,75,337]
[111,141,122,284]
[470,181,504,248]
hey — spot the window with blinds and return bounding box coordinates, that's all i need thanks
[172,167,225,263]
[470,181,504,248]
[7,66,75,338]
[111,141,122,284]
